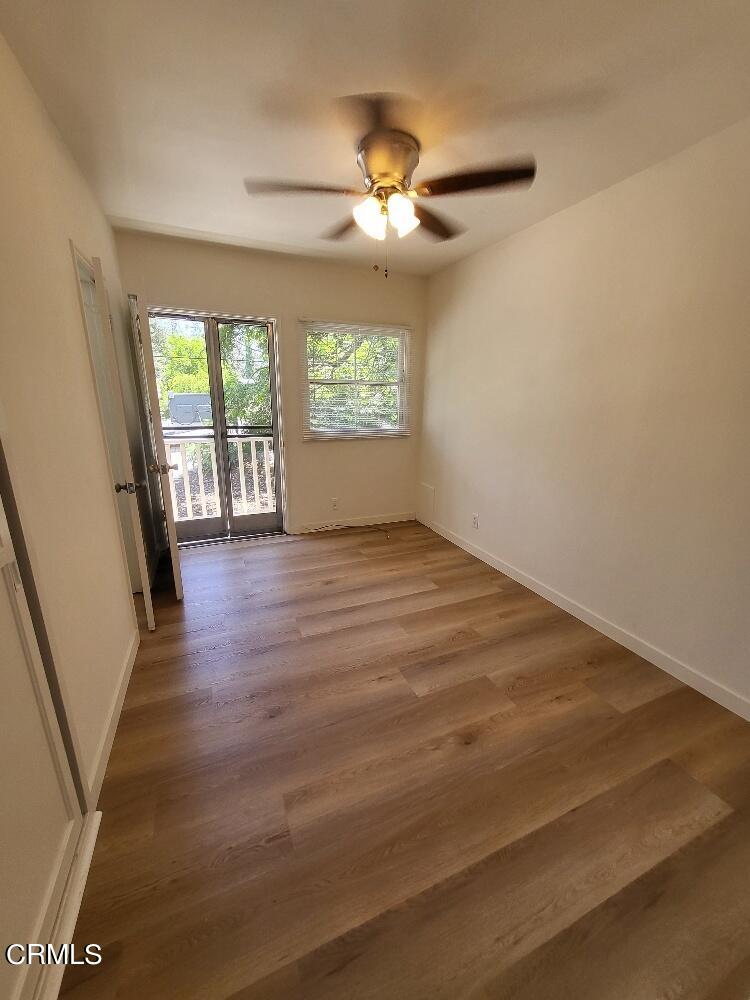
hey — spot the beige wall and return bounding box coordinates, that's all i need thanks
[420,116,750,716]
[0,33,137,797]
[114,230,427,532]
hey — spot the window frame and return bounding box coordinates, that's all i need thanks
[300,320,411,440]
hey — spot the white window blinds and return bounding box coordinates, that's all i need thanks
[301,321,411,439]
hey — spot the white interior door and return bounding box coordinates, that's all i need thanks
[91,259,156,629]
[0,487,83,1000]
[73,247,156,630]
[131,295,184,600]
[127,296,167,557]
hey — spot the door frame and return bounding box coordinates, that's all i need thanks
[144,304,287,542]
[132,296,184,599]
[0,446,86,1000]
[70,244,155,630]
[209,315,283,537]
[127,296,167,561]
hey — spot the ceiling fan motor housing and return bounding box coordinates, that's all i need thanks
[357,129,420,195]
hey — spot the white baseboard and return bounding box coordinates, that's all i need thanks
[36,811,102,1000]
[421,517,750,723]
[87,627,139,806]
[292,511,416,534]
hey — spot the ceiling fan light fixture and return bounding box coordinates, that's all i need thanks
[387,192,420,237]
[353,196,387,240]
[244,96,535,245]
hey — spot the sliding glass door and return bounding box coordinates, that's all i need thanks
[148,311,282,542]
[216,320,282,536]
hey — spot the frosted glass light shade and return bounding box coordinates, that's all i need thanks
[353,196,387,240]
[387,192,420,237]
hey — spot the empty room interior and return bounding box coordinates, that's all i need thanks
[2,2,750,997]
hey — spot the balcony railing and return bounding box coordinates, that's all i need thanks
[165,435,275,522]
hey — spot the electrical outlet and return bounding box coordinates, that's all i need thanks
[472,513,479,529]
[331,497,338,510]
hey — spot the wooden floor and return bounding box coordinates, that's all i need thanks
[62,522,750,999]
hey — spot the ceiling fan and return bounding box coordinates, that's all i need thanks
[244,94,536,242]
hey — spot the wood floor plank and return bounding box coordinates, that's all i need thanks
[296,577,506,637]
[492,632,634,706]
[290,762,729,1000]
[61,523,748,1000]
[91,689,728,997]
[212,658,419,739]
[136,616,300,665]
[288,684,726,860]
[231,676,514,794]
[480,811,750,1000]
[157,572,443,637]
[121,618,466,711]
[476,614,609,684]
[180,539,452,596]
[74,785,291,947]
[224,964,302,1000]
[395,589,525,635]
[672,714,750,810]
[74,682,517,984]
[151,555,472,631]
[129,617,406,694]
[403,599,590,695]
[585,653,684,711]
[86,792,157,871]
[701,953,750,1000]
[284,684,614,846]
[168,547,471,607]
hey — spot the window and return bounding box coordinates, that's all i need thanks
[301,321,410,439]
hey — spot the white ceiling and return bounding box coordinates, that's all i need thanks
[2,0,750,275]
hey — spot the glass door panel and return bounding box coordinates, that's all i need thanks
[227,437,276,513]
[165,438,222,520]
[148,315,226,541]
[218,322,272,426]
[145,312,283,543]
[217,321,282,535]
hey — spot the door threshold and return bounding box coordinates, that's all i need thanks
[178,530,285,550]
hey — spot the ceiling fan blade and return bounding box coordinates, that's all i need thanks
[413,203,464,241]
[244,178,360,196]
[321,216,357,240]
[414,160,536,197]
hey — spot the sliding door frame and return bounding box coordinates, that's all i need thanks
[147,306,286,541]
[148,310,227,543]
[209,316,283,537]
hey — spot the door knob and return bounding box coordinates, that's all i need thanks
[114,481,145,494]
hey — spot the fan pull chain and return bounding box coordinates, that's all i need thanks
[372,240,389,280]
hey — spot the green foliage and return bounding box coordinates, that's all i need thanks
[218,323,271,426]
[306,330,402,430]
[150,317,272,427]
[148,318,402,434]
